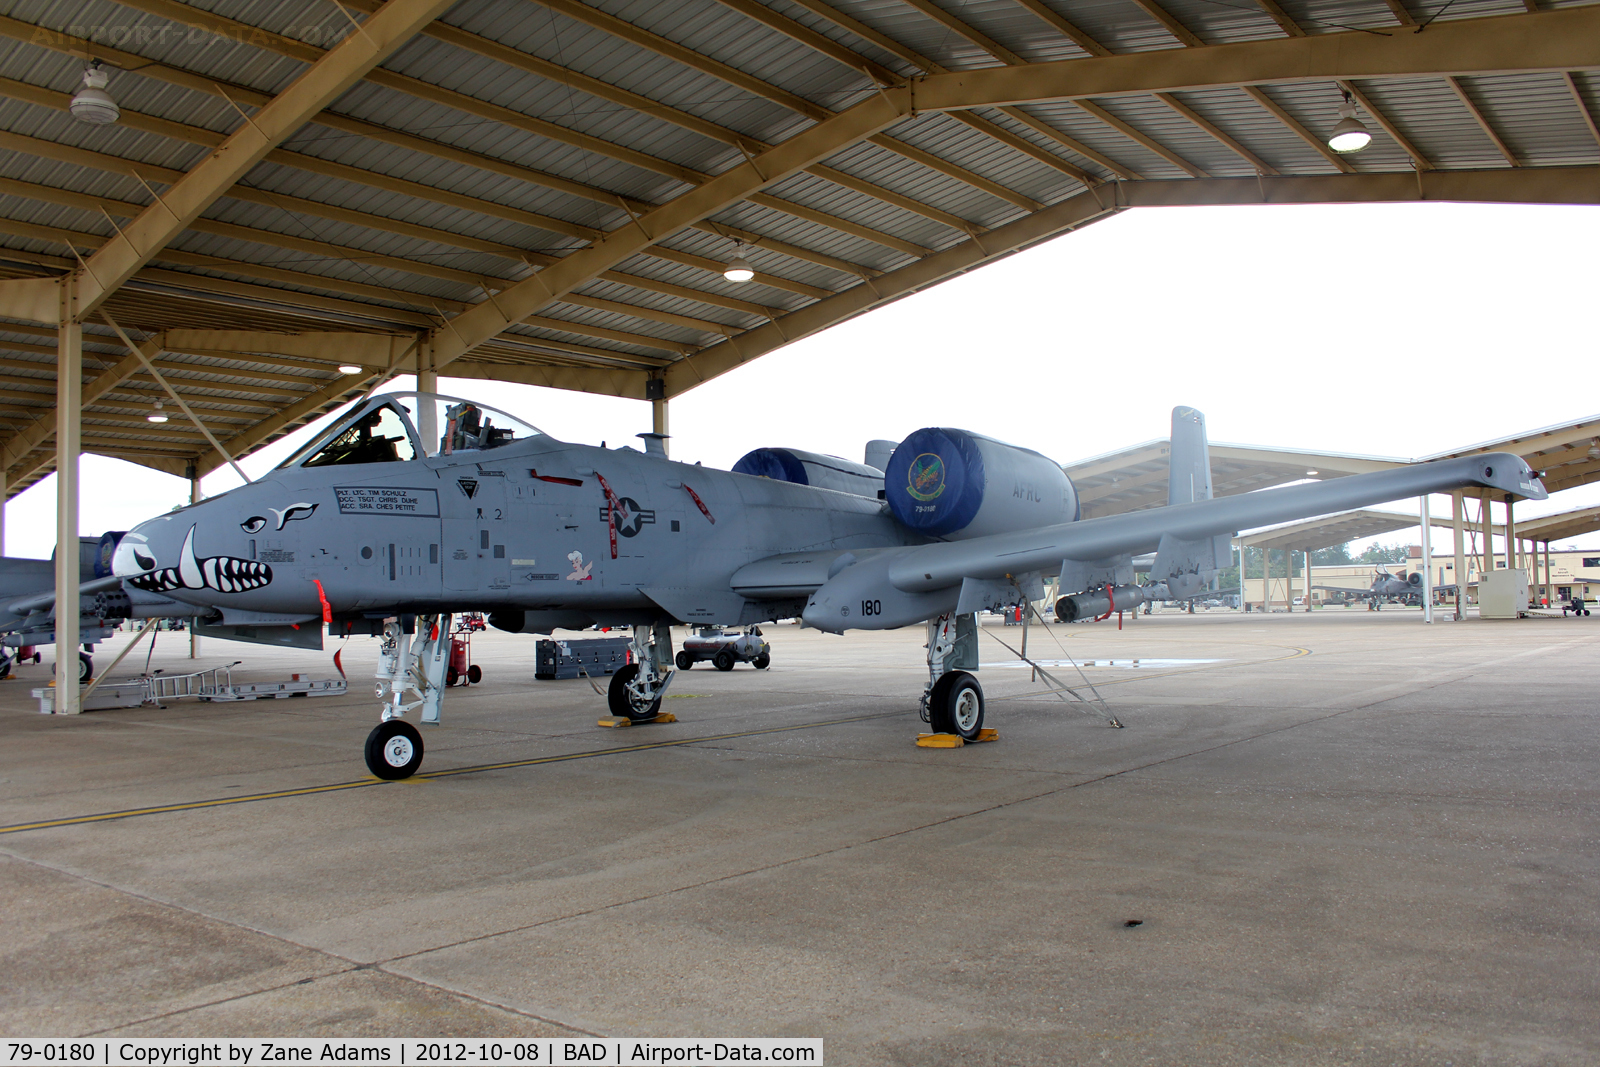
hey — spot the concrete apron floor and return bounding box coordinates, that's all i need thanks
[1,609,1596,1065]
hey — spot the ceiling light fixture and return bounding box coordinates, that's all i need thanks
[723,241,754,283]
[1327,91,1371,153]
[147,399,168,423]
[70,61,119,125]
[338,363,363,374]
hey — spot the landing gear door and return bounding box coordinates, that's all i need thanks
[443,470,510,592]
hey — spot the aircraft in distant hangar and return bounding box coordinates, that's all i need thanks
[1315,565,1455,609]
[94,392,1543,779]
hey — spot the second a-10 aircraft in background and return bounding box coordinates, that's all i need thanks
[1315,564,1455,609]
[105,393,1544,779]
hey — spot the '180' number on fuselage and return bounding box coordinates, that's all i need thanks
[861,600,882,616]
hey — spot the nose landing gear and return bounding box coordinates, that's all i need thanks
[363,614,450,779]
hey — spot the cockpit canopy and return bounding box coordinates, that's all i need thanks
[279,392,546,469]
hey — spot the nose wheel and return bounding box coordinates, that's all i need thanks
[365,720,424,780]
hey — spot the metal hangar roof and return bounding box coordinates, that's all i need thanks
[1064,438,1403,518]
[0,0,1596,492]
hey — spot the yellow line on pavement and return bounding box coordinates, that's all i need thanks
[0,712,894,837]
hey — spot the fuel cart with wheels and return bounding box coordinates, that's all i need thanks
[675,627,771,672]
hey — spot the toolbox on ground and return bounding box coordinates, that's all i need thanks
[535,636,633,680]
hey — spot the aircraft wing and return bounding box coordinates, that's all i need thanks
[792,452,1543,631]
[1312,584,1378,597]
[888,453,1540,593]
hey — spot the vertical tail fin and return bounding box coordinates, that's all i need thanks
[1168,406,1213,506]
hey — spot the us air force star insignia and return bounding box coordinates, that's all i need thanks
[457,478,479,498]
[597,496,656,537]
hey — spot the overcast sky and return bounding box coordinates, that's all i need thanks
[9,200,1598,560]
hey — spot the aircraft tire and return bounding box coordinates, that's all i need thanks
[0,656,11,680]
[608,663,662,721]
[753,653,770,670]
[928,671,984,740]
[675,651,695,670]
[467,664,482,685]
[79,653,93,684]
[714,649,736,672]
[365,720,424,780]
[446,668,460,687]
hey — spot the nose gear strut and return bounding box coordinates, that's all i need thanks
[364,613,451,779]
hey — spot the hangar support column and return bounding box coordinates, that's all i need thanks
[417,335,438,455]
[1480,491,1494,574]
[652,396,670,458]
[1303,548,1312,610]
[1420,494,1434,624]
[1544,541,1553,607]
[1504,495,1517,581]
[1452,492,1467,620]
[189,467,202,660]
[55,278,81,715]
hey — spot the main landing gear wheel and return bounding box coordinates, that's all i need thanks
[753,652,770,670]
[714,649,737,672]
[53,653,92,683]
[608,662,663,721]
[928,671,985,740]
[365,720,424,780]
[676,650,696,671]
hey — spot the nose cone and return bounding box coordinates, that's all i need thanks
[114,514,273,598]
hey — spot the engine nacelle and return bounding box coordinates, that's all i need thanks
[884,428,1077,540]
[1406,572,1423,587]
[733,447,884,497]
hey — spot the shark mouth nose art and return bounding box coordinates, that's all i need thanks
[125,526,272,593]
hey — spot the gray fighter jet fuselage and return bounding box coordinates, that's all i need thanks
[113,394,922,632]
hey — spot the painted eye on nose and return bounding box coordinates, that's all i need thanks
[241,516,267,534]
[132,548,156,571]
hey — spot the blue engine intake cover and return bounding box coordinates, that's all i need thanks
[884,428,985,536]
[733,447,810,485]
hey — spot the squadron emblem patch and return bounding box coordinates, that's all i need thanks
[906,453,946,502]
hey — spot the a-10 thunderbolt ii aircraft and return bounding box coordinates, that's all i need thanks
[107,393,1544,779]
[1315,564,1455,609]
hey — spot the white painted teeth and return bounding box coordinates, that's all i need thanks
[129,568,183,592]
[203,556,271,592]
[124,525,273,593]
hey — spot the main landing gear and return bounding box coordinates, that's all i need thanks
[47,650,93,683]
[921,613,985,741]
[364,614,451,780]
[608,620,676,722]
